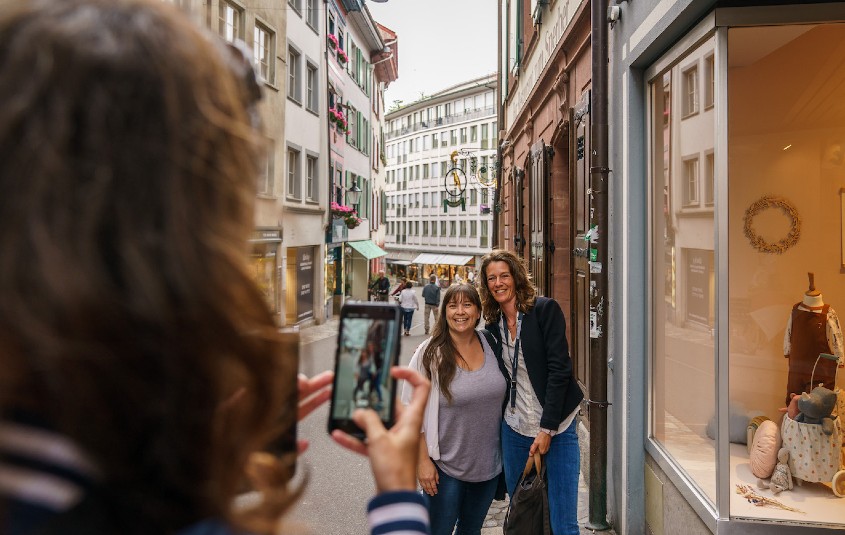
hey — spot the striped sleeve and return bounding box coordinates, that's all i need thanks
[367,491,429,535]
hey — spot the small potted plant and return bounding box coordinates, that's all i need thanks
[337,48,348,65]
[330,202,361,229]
[327,33,338,51]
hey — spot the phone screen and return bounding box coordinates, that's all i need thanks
[329,303,402,439]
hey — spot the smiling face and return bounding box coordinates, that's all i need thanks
[485,260,516,307]
[445,293,481,335]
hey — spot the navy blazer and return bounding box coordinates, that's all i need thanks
[484,296,584,430]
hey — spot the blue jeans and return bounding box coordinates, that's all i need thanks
[402,307,414,332]
[426,464,499,535]
[501,419,580,535]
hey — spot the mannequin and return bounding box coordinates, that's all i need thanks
[783,273,844,405]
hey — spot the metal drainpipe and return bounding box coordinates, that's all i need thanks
[492,0,503,250]
[587,0,611,530]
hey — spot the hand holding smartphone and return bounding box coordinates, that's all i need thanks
[328,302,402,439]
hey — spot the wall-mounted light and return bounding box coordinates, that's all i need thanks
[347,183,362,205]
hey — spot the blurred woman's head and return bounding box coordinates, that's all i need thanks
[0,0,292,532]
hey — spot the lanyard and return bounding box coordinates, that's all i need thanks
[501,312,523,412]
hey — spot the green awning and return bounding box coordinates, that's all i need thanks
[348,240,388,260]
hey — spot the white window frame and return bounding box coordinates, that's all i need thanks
[287,146,302,200]
[217,0,243,43]
[253,20,275,85]
[287,45,302,103]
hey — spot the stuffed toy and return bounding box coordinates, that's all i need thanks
[794,385,837,436]
[756,448,793,495]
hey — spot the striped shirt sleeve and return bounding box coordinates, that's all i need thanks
[367,491,429,535]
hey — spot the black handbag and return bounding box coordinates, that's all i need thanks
[503,453,551,535]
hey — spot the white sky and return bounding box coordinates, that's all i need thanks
[366,0,497,109]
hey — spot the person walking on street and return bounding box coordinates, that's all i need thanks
[398,281,420,336]
[478,250,584,535]
[422,275,441,335]
[402,284,508,535]
[370,271,391,302]
[391,277,407,299]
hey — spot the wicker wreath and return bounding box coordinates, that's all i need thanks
[743,196,801,254]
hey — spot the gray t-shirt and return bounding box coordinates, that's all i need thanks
[435,335,506,482]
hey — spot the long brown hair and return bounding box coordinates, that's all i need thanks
[421,284,482,404]
[477,249,537,323]
[0,0,292,533]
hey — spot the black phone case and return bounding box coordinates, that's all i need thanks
[328,302,403,440]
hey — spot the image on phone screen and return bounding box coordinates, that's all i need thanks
[330,304,401,436]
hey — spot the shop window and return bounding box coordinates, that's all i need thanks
[649,35,716,504]
[726,23,845,526]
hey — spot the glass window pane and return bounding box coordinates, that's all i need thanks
[650,35,716,504]
[728,23,845,526]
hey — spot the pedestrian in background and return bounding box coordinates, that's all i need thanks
[402,284,507,535]
[422,274,441,335]
[391,276,407,299]
[478,250,584,535]
[399,281,420,336]
[0,2,431,534]
[370,270,391,302]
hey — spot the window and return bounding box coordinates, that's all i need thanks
[649,36,716,505]
[423,192,429,207]
[432,221,438,237]
[306,0,319,29]
[217,1,242,42]
[422,164,430,179]
[440,161,448,177]
[431,162,439,178]
[449,221,456,236]
[470,125,478,143]
[287,47,301,102]
[460,128,467,144]
[491,123,498,146]
[470,189,477,206]
[481,188,488,204]
[423,221,429,236]
[306,155,317,201]
[287,147,301,199]
[683,157,699,206]
[460,221,466,236]
[450,130,457,145]
[704,55,715,109]
[288,0,301,14]
[470,220,477,237]
[481,124,489,149]
[704,152,714,205]
[306,63,318,112]
[440,221,446,236]
[682,66,699,116]
[257,138,275,195]
[480,221,488,247]
[253,22,274,84]
[347,106,358,147]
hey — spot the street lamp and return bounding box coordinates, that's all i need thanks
[346,183,362,206]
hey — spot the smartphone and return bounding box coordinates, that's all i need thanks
[328,302,402,440]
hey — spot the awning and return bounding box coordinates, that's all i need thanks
[411,253,474,266]
[386,258,412,265]
[436,254,473,266]
[347,240,388,260]
[412,253,442,265]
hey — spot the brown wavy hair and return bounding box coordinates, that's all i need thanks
[477,249,537,323]
[421,284,482,404]
[0,0,295,533]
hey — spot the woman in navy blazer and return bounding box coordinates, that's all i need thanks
[478,250,584,535]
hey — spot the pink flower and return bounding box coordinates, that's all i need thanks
[327,34,338,50]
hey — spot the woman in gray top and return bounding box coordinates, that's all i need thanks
[403,284,508,535]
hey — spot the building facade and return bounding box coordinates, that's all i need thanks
[608,1,845,534]
[284,0,326,325]
[383,74,498,286]
[172,0,289,324]
[324,0,392,311]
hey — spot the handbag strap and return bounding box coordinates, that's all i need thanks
[520,452,543,480]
